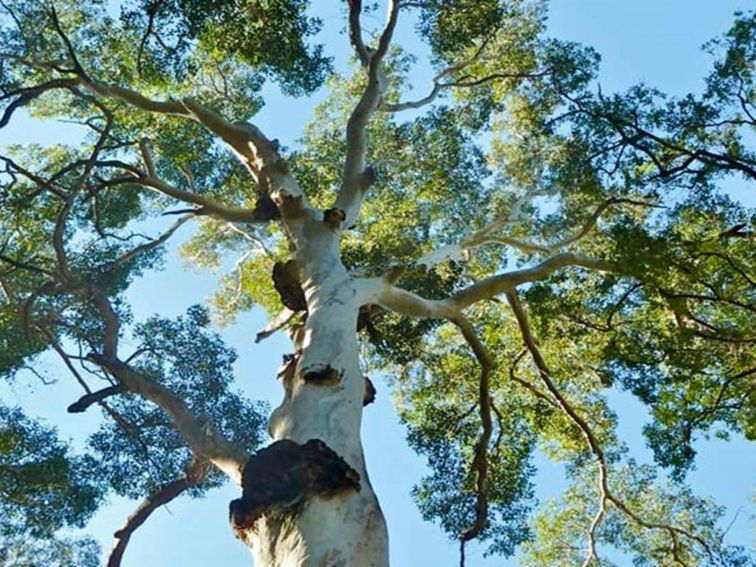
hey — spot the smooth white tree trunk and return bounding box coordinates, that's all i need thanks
[235,219,390,567]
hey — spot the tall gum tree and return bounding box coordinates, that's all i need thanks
[0,1,754,566]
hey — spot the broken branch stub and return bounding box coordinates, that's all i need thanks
[363,376,376,407]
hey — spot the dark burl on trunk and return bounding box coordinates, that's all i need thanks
[229,439,361,540]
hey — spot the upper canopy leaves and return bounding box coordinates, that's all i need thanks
[0,0,753,564]
[0,403,103,564]
[119,0,330,95]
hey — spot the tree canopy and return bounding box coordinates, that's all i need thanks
[0,1,754,566]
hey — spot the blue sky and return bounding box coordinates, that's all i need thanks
[1,1,754,566]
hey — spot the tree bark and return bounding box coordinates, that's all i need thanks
[233,218,389,566]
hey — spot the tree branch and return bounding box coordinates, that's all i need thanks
[346,0,370,66]
[67,384,126,413]
[452,253,616,310]
[380,28,548,114]
[255,307,296,343]
[452,317,494,542]
[107,458,210,567]
[379,33,495,112]
[23,13,297,192]
[419,196,657,269]
[415,185,558,268]
[374,0,400,62]
[40,331,170,474]
[49,4,90,79]
[87,353,248,483]
[505,290,717,565]
[371,253,617,323]
[7,14,314,235]
[382,70,549,112]
[34,272,249,483]
[109,215,191,268]
[83,82,303,199]
[380,82,444,112]
[0,78,79,128]
[334,0,400,226]
[509,349,559,408]
[373,280,457,319]
[135,175,264,223]
[138,138,157,177]
[481,197,658,253]
[98,162,267,224]
[563,90,756,181]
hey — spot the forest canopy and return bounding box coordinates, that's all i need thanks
[0,1,754,566]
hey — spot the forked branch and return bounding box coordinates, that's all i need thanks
[452,253,615,309]
[109,215,191,268]
[28,200,249,483]
[0,78,79,128]
[94,160,265,224]
[371,253,616,321]
[465,197,659,255]
[32,7,300,199]
[417,196,657,268]
[505,290,717,565]
[67,384,126,413]
[561,89,756,181]
[335,0,400,225]
[86,353,248,484]
[381,28,549,113]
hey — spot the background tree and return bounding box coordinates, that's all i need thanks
[0,1,753,566]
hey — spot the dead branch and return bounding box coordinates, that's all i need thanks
[108,215,191,268]
[255,307,296,343]
[67,384,127,413]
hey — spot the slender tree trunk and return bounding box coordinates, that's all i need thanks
[231,220,390,566]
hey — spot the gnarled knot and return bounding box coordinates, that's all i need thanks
[229,439,360,540]
[251,194,280,221]
[323,207,346,228]
[302,364,343,386]
[272,260,307,312]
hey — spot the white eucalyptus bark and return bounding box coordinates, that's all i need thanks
[244,217,389,567]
